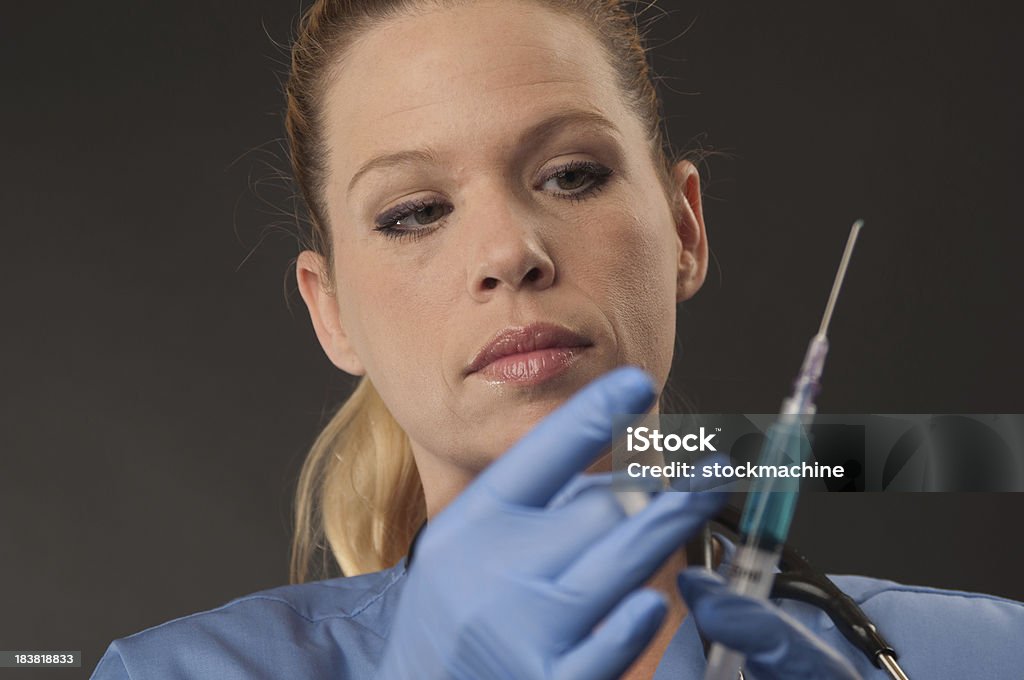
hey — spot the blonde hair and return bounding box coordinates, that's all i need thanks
[285,0,677,581]
[290,378,425,579]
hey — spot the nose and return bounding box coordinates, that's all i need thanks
[465,198,556,301]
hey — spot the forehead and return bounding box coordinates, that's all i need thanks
[321,2,636,183]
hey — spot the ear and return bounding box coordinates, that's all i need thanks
[669,160,709,302]
[295,250,366,376]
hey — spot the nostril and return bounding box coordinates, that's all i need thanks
[524,267,541,283]
[482,277,499,290]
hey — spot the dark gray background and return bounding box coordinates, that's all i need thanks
[2,1,1022,677]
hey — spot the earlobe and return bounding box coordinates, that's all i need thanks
[295,250,366,376]
[670,160,709,302]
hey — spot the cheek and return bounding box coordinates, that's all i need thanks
[335,253,451,376]
[335,250,485,469]
[574,201,679,376]
[333,246,468,434]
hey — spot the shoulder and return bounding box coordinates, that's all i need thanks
[786,574,1024,678]
[831,573,1024,635]
[91,562,407,680]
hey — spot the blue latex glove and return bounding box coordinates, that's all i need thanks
[677,568,863,680]
[378,367,728,680]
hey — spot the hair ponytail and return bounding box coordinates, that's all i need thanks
[290,377,426,581]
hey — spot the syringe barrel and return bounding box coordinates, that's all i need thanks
[704,646,745,680]
[723,543,781,598]
[702,544,783,679]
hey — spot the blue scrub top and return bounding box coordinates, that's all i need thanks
[91,538,1024,679]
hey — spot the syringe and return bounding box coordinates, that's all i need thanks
[702,220,863,680]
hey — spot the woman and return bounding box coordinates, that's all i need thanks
[91,1,1024,678]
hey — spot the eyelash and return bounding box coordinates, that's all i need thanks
[372,160,614,242]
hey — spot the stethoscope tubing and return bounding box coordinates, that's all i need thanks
[699,507,912,679]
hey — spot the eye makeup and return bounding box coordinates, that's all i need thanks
[537,159,614,201]
[370,156,616,242]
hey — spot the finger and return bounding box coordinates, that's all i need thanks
[516,485,629,578]
[420,482,628,579]
[548,472,659,510]
[474,366,656,507]
[550,472,616,509]
[554,588,667,680]
[556,489,728,638]
[677,569,862,680]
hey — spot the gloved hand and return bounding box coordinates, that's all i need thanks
[377,367,728,680]
[677,568,863,680]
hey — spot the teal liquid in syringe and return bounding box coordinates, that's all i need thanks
[738,413,811,549]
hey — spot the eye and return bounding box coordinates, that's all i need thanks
[539,160,614,199]
[373,198,453,240]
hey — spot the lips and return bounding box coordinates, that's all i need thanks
[466,323,592,383]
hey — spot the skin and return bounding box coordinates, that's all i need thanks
[296,3,709,676]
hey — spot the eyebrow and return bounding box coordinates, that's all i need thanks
[346,108,622,196]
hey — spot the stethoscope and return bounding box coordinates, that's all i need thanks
[696,506,911,680]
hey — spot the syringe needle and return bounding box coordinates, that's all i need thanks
[818,219,864,337]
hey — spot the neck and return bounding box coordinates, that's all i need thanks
[622,546,690,680]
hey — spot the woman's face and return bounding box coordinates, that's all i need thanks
[298,0,707,499]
